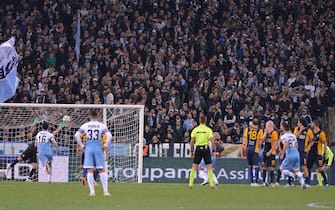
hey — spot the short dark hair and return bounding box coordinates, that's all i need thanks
[199,115,206,124]
[252,118,259,126]
[299,118,307,127]
[90,109,98,117]
[42,121,49,130]
[312,119,320,127]
[281,121,290,131]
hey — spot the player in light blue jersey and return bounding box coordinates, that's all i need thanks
[75,110,112,196]
[279,122,307,189]
[35,122,61,184]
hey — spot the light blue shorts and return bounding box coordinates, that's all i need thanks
[280,154,300,171]
[83,148,105,169]
[39,153,53,166]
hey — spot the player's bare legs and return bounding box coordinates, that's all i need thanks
[45,161,52,184]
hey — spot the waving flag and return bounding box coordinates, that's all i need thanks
[0,37,20,102]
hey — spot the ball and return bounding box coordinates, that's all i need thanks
[62,115,71,122]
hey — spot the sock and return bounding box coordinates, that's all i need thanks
[10,160,19,168]
[262,169,267,183]
[276,169,281,183]
[99,172,109,193]
[189,169,196,187]
[296,171,305,186]
[249,167,253,183]
[198,170,207,181]
[87,172,95,194]
[48,166,52,182]
[320,171,328,185]
[208,169,214,187]
[29,168,37,178]
[82,168,87,178]
[94,169,99,181]
[317,173,323,186]
[255,168,260,183]
[306,170,311,184]
[213,172,218,184]
[270,170,275,183]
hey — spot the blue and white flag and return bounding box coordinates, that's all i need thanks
[0,37,20,102]
[75,12,81,62]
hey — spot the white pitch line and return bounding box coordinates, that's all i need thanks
[306,202,334,209]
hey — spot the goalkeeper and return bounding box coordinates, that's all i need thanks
[6,118,65,181]
[317,145,334,186]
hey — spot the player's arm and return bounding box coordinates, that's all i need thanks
[190,137,195,157]
[51,137,61,152]
[305,129,314,152]
[75,129,85,150]
[242,128,248,150]
[325,146,334,168]
[267,132,278,157]
[257,129,264,147]
[260,128,268,146]
[281,139,288,160]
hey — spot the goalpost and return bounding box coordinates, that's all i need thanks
[0,103,144,183]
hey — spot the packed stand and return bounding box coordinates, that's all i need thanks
[1,0,335,156]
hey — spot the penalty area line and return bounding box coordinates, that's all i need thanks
[306,202,335,209]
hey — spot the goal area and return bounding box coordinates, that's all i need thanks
[0,103,144,183]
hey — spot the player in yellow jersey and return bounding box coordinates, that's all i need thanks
[293,118,314,186]
[260,121,278,186]
[188,115,216,189]
[242,118,263,186]
[307,120,328,188]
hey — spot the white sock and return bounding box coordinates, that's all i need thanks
[48,167,52,182]
[87,173,95,194]
[198,170,207,180]
[213,173,219,184]
[296,171,305,185]
[99,172,109,193]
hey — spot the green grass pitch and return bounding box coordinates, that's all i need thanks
[0,182,334,210]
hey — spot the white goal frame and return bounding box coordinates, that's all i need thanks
[0,103,144,183]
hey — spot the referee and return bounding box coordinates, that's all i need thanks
[188,115,215,189]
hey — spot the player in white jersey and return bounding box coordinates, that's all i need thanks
[279,122,307,189]
[75,110,112,196]
[35,122,61,184]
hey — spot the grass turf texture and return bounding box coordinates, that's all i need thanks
[0,183,334,210]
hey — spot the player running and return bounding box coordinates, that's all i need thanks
[260,121,278,186]
[242,118,263,186]
[75,110,112,196]
[279,122,307,189]
[35,122,61,184]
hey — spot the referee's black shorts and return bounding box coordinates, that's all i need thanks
[193,145,212,165]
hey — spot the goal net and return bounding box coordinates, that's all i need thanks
[0,103,144,183]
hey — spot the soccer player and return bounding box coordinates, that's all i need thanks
[307,120,328,188]
[260,121,278,186]
[279,122,307,189]
[188,115,216,189]
[35,122,61,184]
[293,118,313,186]
[317,145,334,187]
[242,118,263,186]
[6,142,38,181]
[75,110,112,196]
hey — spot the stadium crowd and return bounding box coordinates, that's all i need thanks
[1,0,335,155]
